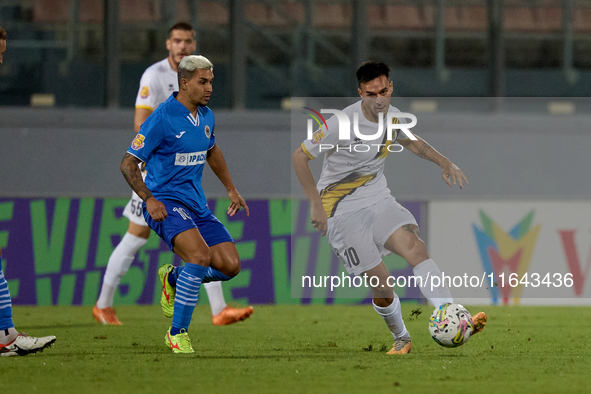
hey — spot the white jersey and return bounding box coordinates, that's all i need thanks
[301,100,409,218]
[135,58,178,111]
[125,58,178,226]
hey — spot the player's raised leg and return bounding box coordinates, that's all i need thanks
[165,228,244,353]
[384,224,486,334]
[366,263,412,355]
[208,242,253,325]
[384,224,453,309]
[158,234,253,324]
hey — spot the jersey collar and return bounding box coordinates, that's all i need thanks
[170,91,201,126]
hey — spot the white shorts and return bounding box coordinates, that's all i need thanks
[326,196,417,276]
[123,191,148,226]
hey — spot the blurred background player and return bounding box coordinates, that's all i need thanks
[93,23,253,326]
[292,62,486,355]
[121,55,250,353]
[0,26,56,356]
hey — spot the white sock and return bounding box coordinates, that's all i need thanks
[96,232,147,308]
[0,327,18,345]
[373,297,409,340]
[413,258,453,309]
[203,281,226,316]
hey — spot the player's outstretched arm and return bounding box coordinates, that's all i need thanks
[291,146,328,236]
[206,144,249,217]
[120,153,167,221]
[398,135,469,189]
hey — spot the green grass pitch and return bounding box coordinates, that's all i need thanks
[1,304,589,394]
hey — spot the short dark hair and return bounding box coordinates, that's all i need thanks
[0,26,6,40]
[168,22,194,37]
[356,61,390,86]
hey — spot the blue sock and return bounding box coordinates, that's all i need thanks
[170,263,207,335]
[0,261,15,331]
[167,266,182,287]
[171,265,232,285]
[204,267,233,282]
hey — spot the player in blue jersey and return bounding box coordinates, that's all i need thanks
[121,55,249,353]
[93,23,252,327]
[0,26,56,356]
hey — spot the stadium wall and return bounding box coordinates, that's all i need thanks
[1,107,591,199]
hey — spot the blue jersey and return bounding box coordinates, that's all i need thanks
[127,92,215,217]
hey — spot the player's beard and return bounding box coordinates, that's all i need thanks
[195,94,210,107]
[375,97,390,114]
[175,52,190,66]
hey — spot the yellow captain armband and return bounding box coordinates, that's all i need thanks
[301,143,315,160]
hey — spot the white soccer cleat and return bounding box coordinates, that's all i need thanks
[0,333,57,357]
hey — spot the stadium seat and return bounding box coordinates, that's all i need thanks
[504,7,537,32]
[372,5,433,31]
[120,0,161,23]
[573,8,591,33]
[245,2,306,27]
[175,0,190,23]
[314,3,351,29]
[80,0,103,24]
[200,1,228,26]
[504,7,562,32]
[32,0,69,23]
[445,6,487,32]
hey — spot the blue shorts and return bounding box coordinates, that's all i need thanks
[143,199,233,251]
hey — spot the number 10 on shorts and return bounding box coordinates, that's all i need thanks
[343,247,360,267]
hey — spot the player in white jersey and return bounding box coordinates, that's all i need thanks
[292,62,486,354]
[93,23,253,326]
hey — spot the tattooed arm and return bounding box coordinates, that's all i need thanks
[398,134,469,189]
[120,153,167,221]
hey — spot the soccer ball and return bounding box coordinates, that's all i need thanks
[428,303,474,348]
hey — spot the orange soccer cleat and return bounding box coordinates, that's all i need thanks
[471,312,487,334]
[387,336,412,355]
[92,304,123,325]
[211,305,254,326]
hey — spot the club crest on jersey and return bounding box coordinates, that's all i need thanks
[311,129,325,145]
[204,125,211,138]
[131,134,145,150]
[140,86,149,99]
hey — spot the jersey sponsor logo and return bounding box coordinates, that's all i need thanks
[131,134,145,150]
[174,151,207,166]
[204,125,211,138]
[140,86,149,99]
[175,131,186,138]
